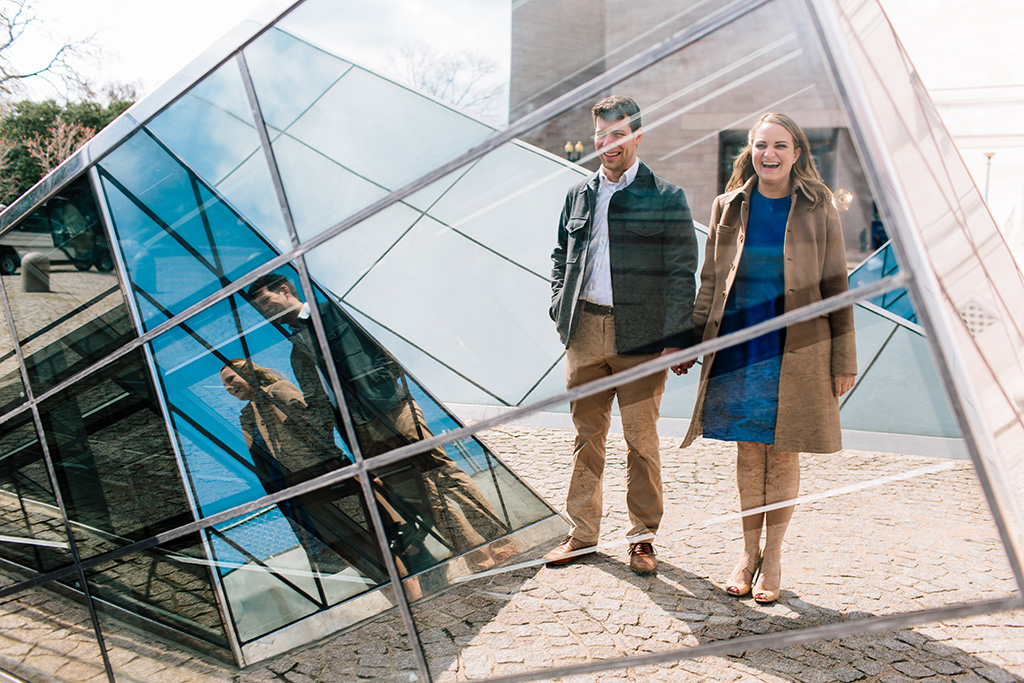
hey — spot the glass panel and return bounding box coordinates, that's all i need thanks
[839,322,962,438]
[243,23,497,242]
[0,413,73,575]
[276,0,513,125]
[84,533,229,652]
[146,58,291,251]
[3,176,134,396]
[834,0,1024,549]
[367,379,554,579]
[848,241,917,323]
[0,291,25,416]
[333,214,562,406]
[33,349,231,650]
[98,128,278,331]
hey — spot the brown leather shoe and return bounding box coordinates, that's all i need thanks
[543,536,596,566]
[628,542,658,575]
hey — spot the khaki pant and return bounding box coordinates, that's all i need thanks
[565,309,666,543]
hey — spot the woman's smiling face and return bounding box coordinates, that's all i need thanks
[221,366,255,402]
[751,121,801,195]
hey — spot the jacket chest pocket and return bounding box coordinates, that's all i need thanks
[566,217,588,263]
[623,221,665,238]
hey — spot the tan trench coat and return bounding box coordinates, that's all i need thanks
[681,176,857,453]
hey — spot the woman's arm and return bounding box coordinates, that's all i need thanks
[821,205,857,378]
[692,197,723,340]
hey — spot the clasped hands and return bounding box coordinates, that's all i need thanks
[662,347,857,397]
[661,347,696,376]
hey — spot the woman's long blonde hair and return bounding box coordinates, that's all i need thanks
[224,358,284,388]
[725,112,832,210]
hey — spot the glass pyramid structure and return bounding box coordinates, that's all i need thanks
[0,0,1021,680]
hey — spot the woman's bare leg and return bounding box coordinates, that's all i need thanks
[753,447,800,602]
[727,442,768,595]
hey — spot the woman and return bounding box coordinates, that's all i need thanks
[221,359,334,476]
[681,113,857,603]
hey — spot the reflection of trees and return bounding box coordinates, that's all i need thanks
[389,43,504,123]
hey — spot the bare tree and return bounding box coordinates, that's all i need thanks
[24,117,94,173]
[0,0,92,99]
[390,43,505,123]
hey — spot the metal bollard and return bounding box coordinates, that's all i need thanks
[22,252,50,292]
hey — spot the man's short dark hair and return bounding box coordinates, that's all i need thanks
[592,95,641,132]
[247,272,299,299]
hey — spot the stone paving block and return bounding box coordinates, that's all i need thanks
[794,668,834,683]
[877,672,916,683]
[950,674,989,683]
[976,667,1022,683]
[852,657,886,675]
[829,664,867,682]
[923,657,966,675]
[893,659,941,678]
[867,645,911,664]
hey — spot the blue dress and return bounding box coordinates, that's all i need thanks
[704,190,790,444]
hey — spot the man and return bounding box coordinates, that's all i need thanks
[546,95,698,574]
[247,273,508,567]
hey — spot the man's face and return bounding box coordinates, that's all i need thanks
[594,116,642,182]
[252,284,301,324]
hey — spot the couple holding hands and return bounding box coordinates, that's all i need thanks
[544,95,857,604]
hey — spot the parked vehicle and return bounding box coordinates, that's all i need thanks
[0,187,113,275]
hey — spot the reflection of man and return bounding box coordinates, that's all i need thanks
[247,273,507,563]
[546,96,698,574]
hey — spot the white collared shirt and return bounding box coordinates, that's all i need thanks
[581,158,640,306]
[290,301,338,408]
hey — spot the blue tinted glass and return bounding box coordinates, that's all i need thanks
[147,59,290,250]
[99,130,278,328]
[243,27,353,132]
[848,242,917,323]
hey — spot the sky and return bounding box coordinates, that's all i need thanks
[10,0,1023,244]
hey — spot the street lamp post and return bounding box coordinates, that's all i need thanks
[984,152,995,202]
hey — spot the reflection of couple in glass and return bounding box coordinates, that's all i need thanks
[220,358,398,579]
[223,273,508,575]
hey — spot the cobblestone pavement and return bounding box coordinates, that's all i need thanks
[1,424,1022,682]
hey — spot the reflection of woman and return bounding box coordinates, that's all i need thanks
[682,113,857,603]
[221,359,333,476]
